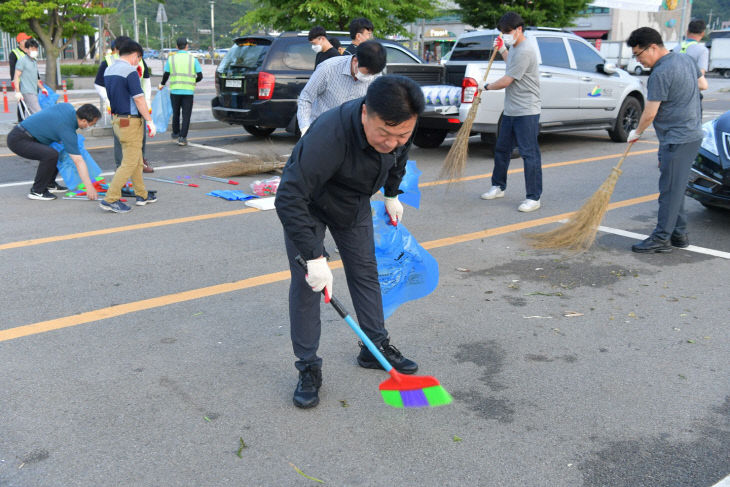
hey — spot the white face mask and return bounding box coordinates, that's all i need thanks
[501,34,515,47]
[29,50,39,59]
[311,44,322,53]
[356,70,375,82]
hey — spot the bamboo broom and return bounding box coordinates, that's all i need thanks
[204,151,287,178]
[440,46,500,182]
[527,142,636,252]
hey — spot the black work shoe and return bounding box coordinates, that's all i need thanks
[28,189,56,201]
[357,339,418,375]
[47,181,68,193]
[171,132,179,140]
[670,233,689,248]
[121,187,136,197]
[177,137,188,146]
[293,364,322,409]
[631,236,672,253]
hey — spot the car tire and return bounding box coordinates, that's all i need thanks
[608,96,642,142]
[413,127,448,149]
[243,125,276,137]
[634,66,643,75]
[722,70,730,79]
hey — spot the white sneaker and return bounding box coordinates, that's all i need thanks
[518,199,541,212]
[480,186,505,200]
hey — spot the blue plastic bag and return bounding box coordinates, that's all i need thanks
[151,86,173,133]
[372,201,439,319]
[206,190,257,201]
[39,85,59,110]
[52,134,103,190]
[381,160,422,209]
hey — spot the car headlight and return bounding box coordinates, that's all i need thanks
[701,120,718,156]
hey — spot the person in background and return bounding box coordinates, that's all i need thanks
[329,37,345,55]
[626,27,707,253]
[297,41,386,136]
[6,104,101,201]
[158,37,203,146]
[9,32,34,122]
[309,26,340,68]
[344,18,374,55]
[673,19,709,112]
[13,39,47,116]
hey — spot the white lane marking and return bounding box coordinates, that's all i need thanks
[0,159,238,189]
[711,474,730,487]
[598,225,730,260]
[186,142,252,156]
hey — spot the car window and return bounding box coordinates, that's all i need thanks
[536,37,570,69]
[449,35,504,62]
[386,45,418,64]
[218,39,271,74]
[569,39,603,72]
[281,42,317,70]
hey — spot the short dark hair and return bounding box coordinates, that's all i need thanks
[497,12,525,33]
[688,19,706,35]
[119,40,144,57]
[349,17,374,39]
[308,26,326,41]
[329,37,341,50]
[25,39,39,49]
[76,104,102,122]
[111,35,131,51]
[365,75,424,126]
[627,27,664,49]
[355,41,386,74]
[176,37,189,49]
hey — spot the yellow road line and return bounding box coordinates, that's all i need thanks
[0,148,657,252]
[0,193,658,343]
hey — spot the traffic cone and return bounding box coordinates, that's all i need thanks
[2,82,8,113]
[62,80,69,103]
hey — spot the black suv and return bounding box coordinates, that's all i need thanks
[211,31,450,139]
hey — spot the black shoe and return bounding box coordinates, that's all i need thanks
[28,189,56,201]
[293,364,322,409]
[47,181,68,193]
[121,187,136,197]
[670,232,689,248]
[357,339,418,374]
[177,137,188,146]
[171,132,179,140]
[135,190,158,206]
[631,236,672,253]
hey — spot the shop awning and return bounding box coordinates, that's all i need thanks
[571,30,609,39]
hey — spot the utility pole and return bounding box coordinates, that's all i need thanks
[133,0,139,42]
[210,1,216,52]
[145,17,148,48]
[677,0,688,42]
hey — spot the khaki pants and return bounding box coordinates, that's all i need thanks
[105,116,147,203]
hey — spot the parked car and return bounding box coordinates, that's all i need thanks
[686,110,730,209]
[446,28,646,142]
[143,49,159,60]
[211,31,458,145]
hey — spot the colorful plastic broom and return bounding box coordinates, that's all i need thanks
[296,256,452,408]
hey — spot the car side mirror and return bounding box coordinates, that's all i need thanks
[598,63,617,74]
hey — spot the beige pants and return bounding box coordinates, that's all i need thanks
[105,116,147,203]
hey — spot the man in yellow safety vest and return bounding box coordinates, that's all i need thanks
[158,37,203,146]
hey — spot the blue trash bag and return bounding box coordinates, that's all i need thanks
[372,200,439,319]
[151,86,173,133]
[52,134,103,191]
[206,190,257,201]
[380,160,422,209]
[39,85,59,110]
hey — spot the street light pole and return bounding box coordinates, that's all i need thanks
[210,1,215,52]
[133,0,139,42]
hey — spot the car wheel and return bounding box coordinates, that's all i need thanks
[243,125,276,137]
[634,66,643,75]
[722,70,730,79]
[413,127,448,149]
[608,96,642,142]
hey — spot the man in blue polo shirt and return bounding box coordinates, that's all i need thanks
[6,103,101,200]
[102,40,157,213]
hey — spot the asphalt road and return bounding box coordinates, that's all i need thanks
[0,80,728,486]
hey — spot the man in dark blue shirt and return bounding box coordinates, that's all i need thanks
[275,76,424,408]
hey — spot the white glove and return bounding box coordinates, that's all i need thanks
[14,92,23,101]
[147,121,157,138]
[493,36,507,54]
[384,196,404,226]
[305,257,333,302]
[627,129,641,143]
[300,126,309,136]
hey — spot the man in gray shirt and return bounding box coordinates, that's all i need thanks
[480,11,542,212]
[674,19,709,76]
[626,27,708,253]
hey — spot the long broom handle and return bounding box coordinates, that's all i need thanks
[614,140,636,172]
[295,255,394,373]
[480,42,501,87]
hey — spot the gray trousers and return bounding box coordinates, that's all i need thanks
[652,139,702,241]
[284,217,388,369]
[114,123,147,167]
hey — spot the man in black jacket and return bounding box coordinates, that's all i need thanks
[275,75,424,409]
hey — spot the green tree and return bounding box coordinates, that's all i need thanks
[456,0,591,30]
[236,0,435,37]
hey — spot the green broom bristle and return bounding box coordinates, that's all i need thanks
[423,385,453,407]
[379,385,453,408]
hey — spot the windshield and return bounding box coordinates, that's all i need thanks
[218,39,271,75]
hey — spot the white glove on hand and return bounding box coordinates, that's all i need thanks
[305,257,333,302]
[627,129,641,143]
[384,196,404,226]
[493,36,507,54]
[300,126,309,136]
[14,92,23,101]
[147,121,157,138]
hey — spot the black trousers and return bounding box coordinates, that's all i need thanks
[170,93,194,138]
[7,126,59,193]
[284,217,388,370]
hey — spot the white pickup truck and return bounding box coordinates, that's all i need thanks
[709,38,730,78]
[451,28,646,142]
